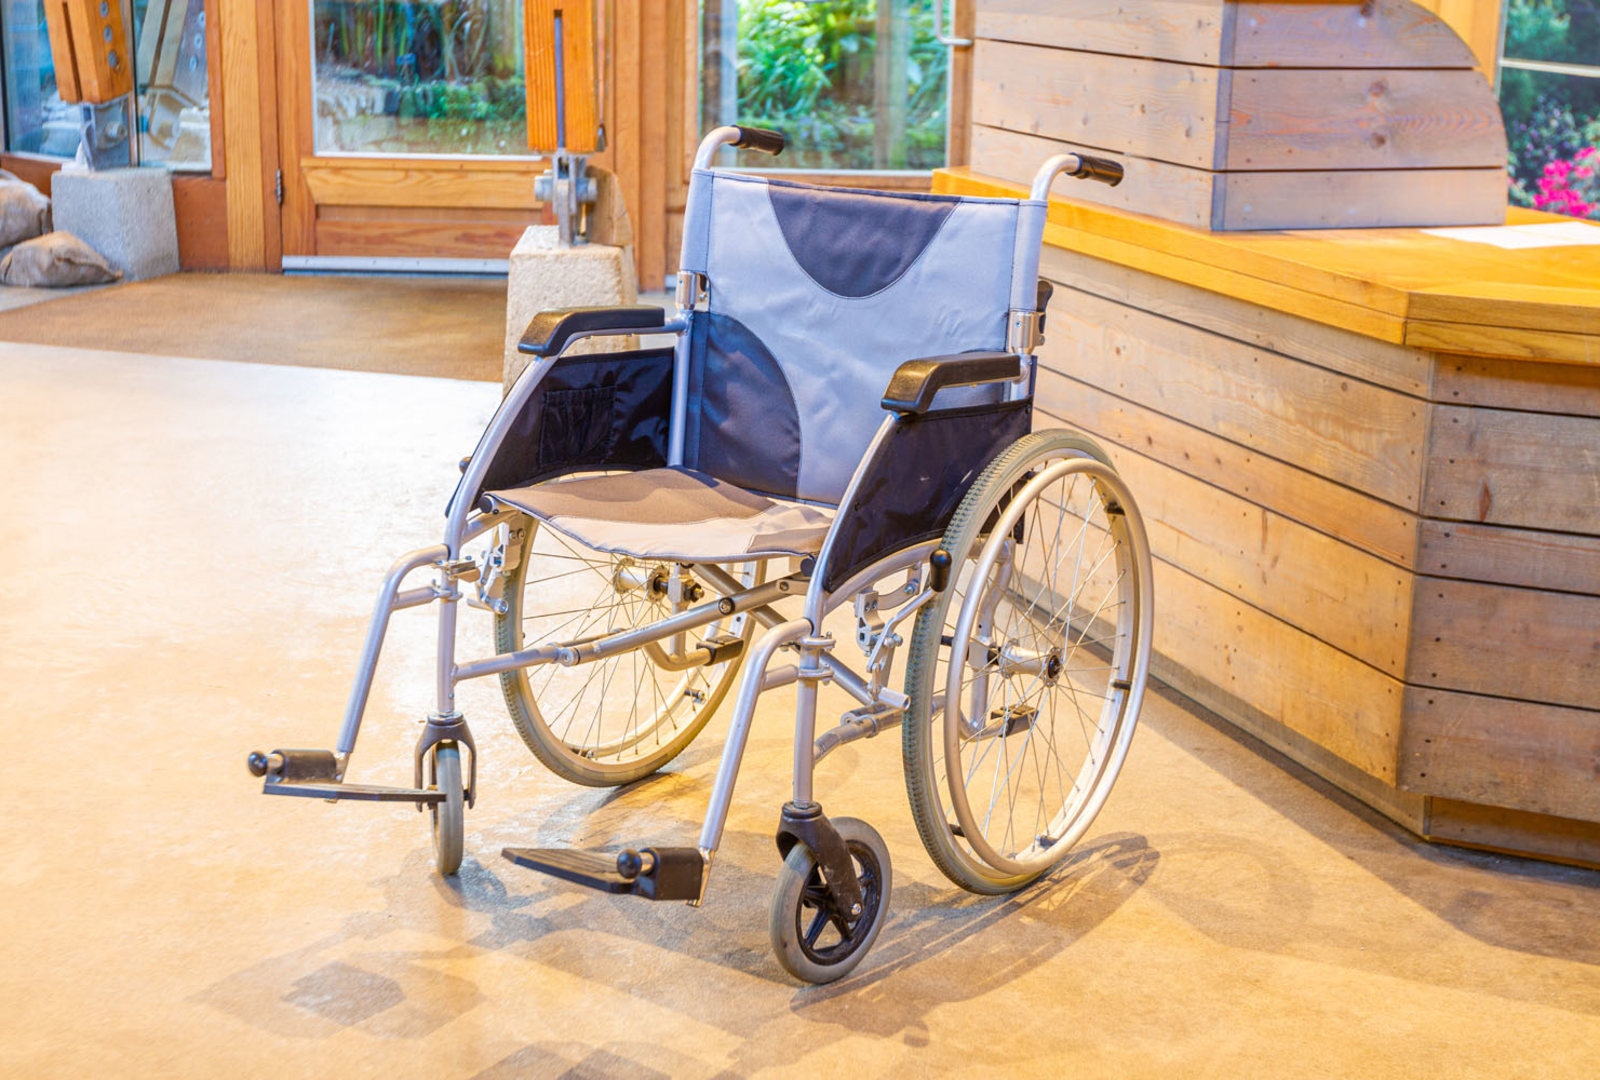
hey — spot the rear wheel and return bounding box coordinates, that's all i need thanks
[903,430,1153,894]
[495,516,757,787]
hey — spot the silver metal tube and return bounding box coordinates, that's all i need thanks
[693,125,742,171]
[393,585,438,611]
[446,356,557,556]
[793,672,820,805]
[813,707,906,764]
[560,577,797,665]
[669,314,694,466]
[934,0,973,46]
[1030,153,1086,201]
[820,654,875,707]
[692,562,796,625]
[435,581,460,715]
[762,664,799,691]
[335,543,448,756]
[697,619,810,853]
[452,645,564,682]
[818,541,938,620]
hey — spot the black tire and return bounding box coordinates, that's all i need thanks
[902,429,1153,894]
[768,816,892,985]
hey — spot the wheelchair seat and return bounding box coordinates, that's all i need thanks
[485,466,836,562]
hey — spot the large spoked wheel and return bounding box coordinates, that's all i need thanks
[903,429,1153,895]
[495,515,757,787]
[769,817,892,985]
[430,742,465,876]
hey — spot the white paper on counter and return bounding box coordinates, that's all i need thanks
[1421,221,1600,249]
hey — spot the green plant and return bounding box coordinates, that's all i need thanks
[727,0,949,170]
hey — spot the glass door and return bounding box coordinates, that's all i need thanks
[276,0,548,266]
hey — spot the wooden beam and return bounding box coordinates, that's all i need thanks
[220,0,266,269]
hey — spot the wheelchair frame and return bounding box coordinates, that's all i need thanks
[249,127,1143,980]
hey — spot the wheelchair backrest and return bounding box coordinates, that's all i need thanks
[677,171,1047,506]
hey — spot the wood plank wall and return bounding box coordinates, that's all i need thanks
[969,0,1508,230]
[1033,245,1600,864]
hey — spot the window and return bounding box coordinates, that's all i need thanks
[1,0,213,169]
[698,0,951,171]
[1,0,65,155]
[310,0,529,156]
[133,0,213,169]
[1500,0,1600,219]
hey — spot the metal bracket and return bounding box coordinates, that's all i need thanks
[852,590,884,653]
[466,524,512,615]
[775,802,865,920]
[1007,308,1045,354]
[414,712,479,809]
[675,270,709,312]
[812,701,906,764]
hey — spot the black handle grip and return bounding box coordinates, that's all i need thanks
[1073,154,1124,187]
[732,126,786,156]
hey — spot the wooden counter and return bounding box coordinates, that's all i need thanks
[936,167,1600,866]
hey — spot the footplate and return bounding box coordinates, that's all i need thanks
[247,748,444,805]
[502,846,704,902]
[263,781,445,804]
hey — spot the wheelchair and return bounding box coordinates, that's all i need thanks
[247,126,1153,984]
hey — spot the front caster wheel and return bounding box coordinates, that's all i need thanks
[430,743,464,876]
[768,817,891,984]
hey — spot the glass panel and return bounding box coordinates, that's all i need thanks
[1500,0,1600,219]
[1,0,78,156]
[699,0,950,171]
[310,0,529,155]
[132,0,213,170]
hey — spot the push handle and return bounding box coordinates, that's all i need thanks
[732,126,786,156]
[1030,151,1128,199]
[1072,154,1124,187]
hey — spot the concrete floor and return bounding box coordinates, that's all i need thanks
[3,341,1599,1078]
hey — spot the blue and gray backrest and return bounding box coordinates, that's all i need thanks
[470,168,1050,586]
[678,172,1047,506]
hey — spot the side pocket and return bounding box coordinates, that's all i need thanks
[537,384,619,471]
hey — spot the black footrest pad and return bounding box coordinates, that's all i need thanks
[502,846,704,901]
[263,781,444,804]
[502,848,637,894]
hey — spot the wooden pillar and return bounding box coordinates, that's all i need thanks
[220,0,267,268]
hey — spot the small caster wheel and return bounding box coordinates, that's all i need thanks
[430,743,464,876]
[768,816,891,984]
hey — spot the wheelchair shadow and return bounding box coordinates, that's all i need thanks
[193,764,1155,1049]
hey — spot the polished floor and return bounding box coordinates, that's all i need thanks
[0,273,506,379]
[3,333,1598,1078]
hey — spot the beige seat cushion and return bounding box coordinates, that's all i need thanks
[486,467,835,563]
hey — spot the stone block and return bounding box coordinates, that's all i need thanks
[503,226,637,388]
[50,167,179,281]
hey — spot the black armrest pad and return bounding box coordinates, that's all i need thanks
[881,352,1022,415]
[518,305,668,357]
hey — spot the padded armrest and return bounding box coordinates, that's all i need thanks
[881,352,1023,416]
[518,305,668,358]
